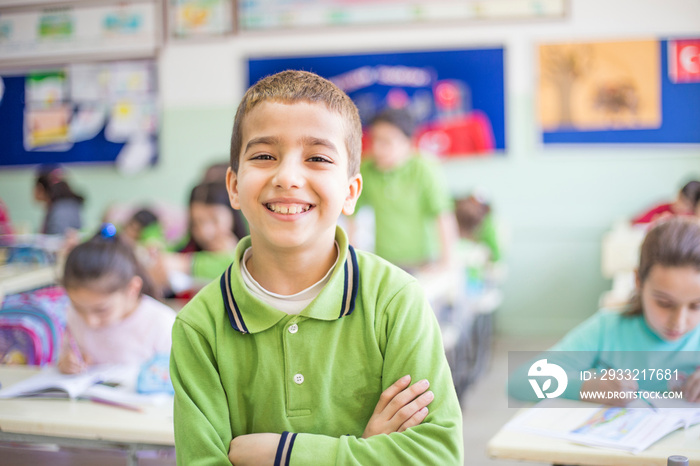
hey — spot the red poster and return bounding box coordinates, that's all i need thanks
[669,39,700,83]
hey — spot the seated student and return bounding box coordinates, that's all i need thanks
[352,107,458,272]
[168,181,244,281]
[58,223,175,374]
[631,180,700,225]
[170,70,463,465]
[34,165,85,236]
[454,192,502,263]
[509,216,700,405]
[121,207,165,247]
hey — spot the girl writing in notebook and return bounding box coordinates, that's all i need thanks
[57,223,175,374]
[509,216,700,405]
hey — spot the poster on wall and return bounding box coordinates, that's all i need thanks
[0,1,159,67]
[238,0,567,31]
[538,38,700,145]
[169,0,233,38]
[248,48,506,158]
[0,60,159,173]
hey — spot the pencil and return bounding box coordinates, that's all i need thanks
[65,328,85,365]
[88,396,143,412]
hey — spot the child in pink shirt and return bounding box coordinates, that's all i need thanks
[58,223,175,373]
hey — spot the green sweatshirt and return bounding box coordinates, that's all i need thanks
[170,227,463,465]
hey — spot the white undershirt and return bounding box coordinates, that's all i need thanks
[240,243,339,315]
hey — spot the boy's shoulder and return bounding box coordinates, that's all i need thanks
[174,278,226,333]
[353,248,423,303]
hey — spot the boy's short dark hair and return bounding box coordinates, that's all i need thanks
[370,107,416,138]
[230,70,362,176]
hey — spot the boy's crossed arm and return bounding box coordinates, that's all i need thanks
[228,375,433,465]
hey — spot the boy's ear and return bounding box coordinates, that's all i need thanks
[226,167,241,210]
[342,173,363,216]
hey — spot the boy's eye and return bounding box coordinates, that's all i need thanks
[251,154,274,161]
[689,302,700,311]
[308,155,332,163]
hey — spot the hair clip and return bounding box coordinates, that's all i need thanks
[100,223,117,239]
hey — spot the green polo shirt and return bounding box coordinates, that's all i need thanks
[357,156,454,267]
[170,227,463,465]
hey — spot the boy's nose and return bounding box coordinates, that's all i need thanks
[273,157,304,189]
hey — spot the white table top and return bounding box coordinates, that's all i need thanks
[0,365,174,446]
[0,263,58,302]
[488,407,700,466]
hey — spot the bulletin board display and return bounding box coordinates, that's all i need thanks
[0,60,159,172]
[0,1,160,68]
[168,0,234,38]
[238,0,567,31]
[538,38,700,145]
[248,47,506,158]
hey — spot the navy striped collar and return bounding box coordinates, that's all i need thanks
[220,231,360,334]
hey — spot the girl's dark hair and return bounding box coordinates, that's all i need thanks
[130,208,159,229]
[625,217,700,315]
[188,182,248,248]
[62,227,157,298]
[35,165,84,204]
[455,195,491,238]
[680,180,700,207]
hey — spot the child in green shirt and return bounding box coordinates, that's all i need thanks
[170,70,463,465]
[354,108,458,271]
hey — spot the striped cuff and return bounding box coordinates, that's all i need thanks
[274,431,297,466]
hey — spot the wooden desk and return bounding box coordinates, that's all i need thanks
[0,366,174,466]
[488,407,700,466]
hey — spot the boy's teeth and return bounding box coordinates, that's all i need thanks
[267,203,310,214]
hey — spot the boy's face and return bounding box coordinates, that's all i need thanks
[227,101,361,253]
[370,121,412,171]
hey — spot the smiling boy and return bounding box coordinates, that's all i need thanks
[170,70,463,465]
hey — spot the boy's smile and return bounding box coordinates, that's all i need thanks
[227,101,361,254]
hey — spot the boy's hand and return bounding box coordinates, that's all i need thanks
[682,368,700,402]
[362,375,433,438]
[580,377,638,406]
[228,433,280,465]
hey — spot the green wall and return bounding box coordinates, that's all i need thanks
[1,95,698,337]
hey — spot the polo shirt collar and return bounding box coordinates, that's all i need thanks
[220,226,359,334]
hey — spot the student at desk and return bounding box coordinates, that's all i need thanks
[34,164,85,236]
[631,180,700,225]
[58,223,175,374]
[509,217,700,405]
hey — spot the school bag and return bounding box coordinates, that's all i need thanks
[0,286,69,366]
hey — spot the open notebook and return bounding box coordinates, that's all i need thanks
[505,397,700,454]
[0,365,170,407]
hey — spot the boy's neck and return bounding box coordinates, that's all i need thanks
[246,234,339,295]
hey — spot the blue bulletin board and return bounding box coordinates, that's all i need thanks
[248,47,506,158]
[0,60,158,171]
[539,38,700,145]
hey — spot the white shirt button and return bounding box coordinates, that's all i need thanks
[288,323,298,334]
[294,373,304,384]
